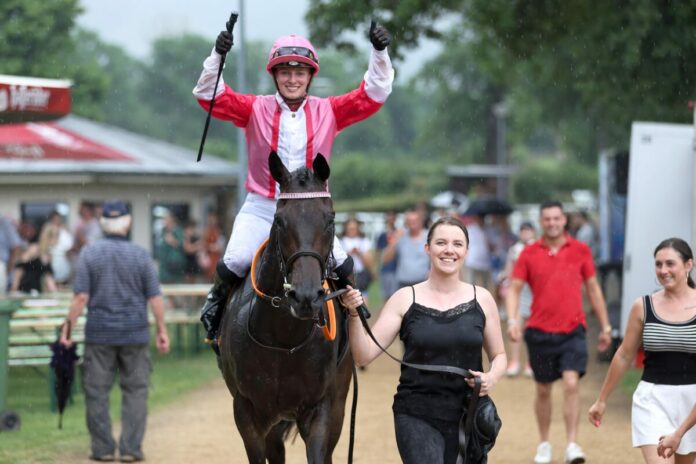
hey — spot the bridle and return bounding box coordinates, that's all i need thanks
[275,234,333,304]
[251,190,334,309]
[247,190,338,352]
[250,236,333,311]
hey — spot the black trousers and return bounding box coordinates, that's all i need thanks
[394,413,460,464]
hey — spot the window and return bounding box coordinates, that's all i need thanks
[151,203,190,258]
[20,201,69,242]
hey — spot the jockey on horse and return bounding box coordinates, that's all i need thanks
[193,19,394,351]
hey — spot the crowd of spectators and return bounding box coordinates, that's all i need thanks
[1,198,599,299]
[0,204,227,295]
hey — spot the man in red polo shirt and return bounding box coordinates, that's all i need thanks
[506,200,612,464]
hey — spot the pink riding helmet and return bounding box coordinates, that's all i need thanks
[266,35,320,75]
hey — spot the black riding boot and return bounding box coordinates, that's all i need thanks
[200,261,242,354]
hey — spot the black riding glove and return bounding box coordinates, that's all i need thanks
[369,20,391,51]
[215,30,233,55]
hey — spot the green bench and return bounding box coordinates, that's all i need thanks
[8,295,202,409]
[0,286,208,430]
[9,298,81,364]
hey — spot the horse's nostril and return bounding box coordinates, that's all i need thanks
[287,289,297,300]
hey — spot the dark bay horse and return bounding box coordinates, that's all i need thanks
[219,152,353,464]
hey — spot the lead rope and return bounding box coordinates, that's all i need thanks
[347,363,358,464]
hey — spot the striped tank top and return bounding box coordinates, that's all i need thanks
[641,295,696,385]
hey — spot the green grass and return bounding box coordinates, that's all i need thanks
[0,351,222,464]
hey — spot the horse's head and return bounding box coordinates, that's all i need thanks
[269,151,335,321]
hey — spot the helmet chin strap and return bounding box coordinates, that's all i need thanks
[280,94,307,106]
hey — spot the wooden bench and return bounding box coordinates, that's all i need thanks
[8,298,84,368]
[7,293,204,410]
[8,293,205,369]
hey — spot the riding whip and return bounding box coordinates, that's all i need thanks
[196,12,238,162]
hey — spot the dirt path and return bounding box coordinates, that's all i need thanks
[55,327,642,464]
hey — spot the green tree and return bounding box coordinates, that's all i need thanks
[0,1,109,118]
[306,0,465,59]
[465,0,696,150]
[330,151,447,208]
[308,0,696,154]
[88,32,153,130]
[413,37,504,164]
[512,157,597,203]
[0,0,82,76]
[139,34,218,147]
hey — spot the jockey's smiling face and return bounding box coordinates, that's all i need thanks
[274,66,312,101]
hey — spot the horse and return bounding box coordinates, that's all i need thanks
[218,152,354,464]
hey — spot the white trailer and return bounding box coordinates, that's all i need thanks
[620,121,695,333]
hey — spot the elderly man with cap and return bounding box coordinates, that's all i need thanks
[60,200,170,463]
[192,19,394,351]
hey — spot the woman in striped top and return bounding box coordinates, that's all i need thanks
[588,237,696,463]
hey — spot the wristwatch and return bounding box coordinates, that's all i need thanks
[601,325,613,334]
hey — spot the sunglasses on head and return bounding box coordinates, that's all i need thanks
[272,47,317,62]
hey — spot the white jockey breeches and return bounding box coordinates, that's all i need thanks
[222,193,347,277]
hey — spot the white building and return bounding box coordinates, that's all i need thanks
[0,115,239,253]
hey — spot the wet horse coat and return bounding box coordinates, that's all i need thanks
[219,152,353,464]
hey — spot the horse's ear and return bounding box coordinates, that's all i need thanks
[313,154,330,182]
[268,151,289,185]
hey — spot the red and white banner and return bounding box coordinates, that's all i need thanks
[0,75,72,123]
[0,122,134,161]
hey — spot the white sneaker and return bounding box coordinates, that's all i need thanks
[534,441,552,464]
[565,442,586,464]
[505,364,520,377]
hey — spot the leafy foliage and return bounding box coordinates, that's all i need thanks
[463,0,696,149]
[0,0,82,76]
[413,37,502,164]
[329,151,447,206]
[0,1,109,118]
[308,0,696,163]
[306,0,466,59]
[12,1,686,205]
[513,156,597,203]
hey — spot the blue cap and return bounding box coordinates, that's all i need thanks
[102,200,129,218]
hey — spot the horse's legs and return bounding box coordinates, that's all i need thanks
[265,422,289,464]
[326,360,353,461]
[233,395,268,464]
[298,402,332,464]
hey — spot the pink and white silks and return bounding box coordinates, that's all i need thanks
[193,47,394,276]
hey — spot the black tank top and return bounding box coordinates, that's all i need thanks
[641,295,696,385]
[392,285,486,422]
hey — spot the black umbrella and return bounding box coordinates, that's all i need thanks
[50,321,79,429]
[462,197,513,216]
